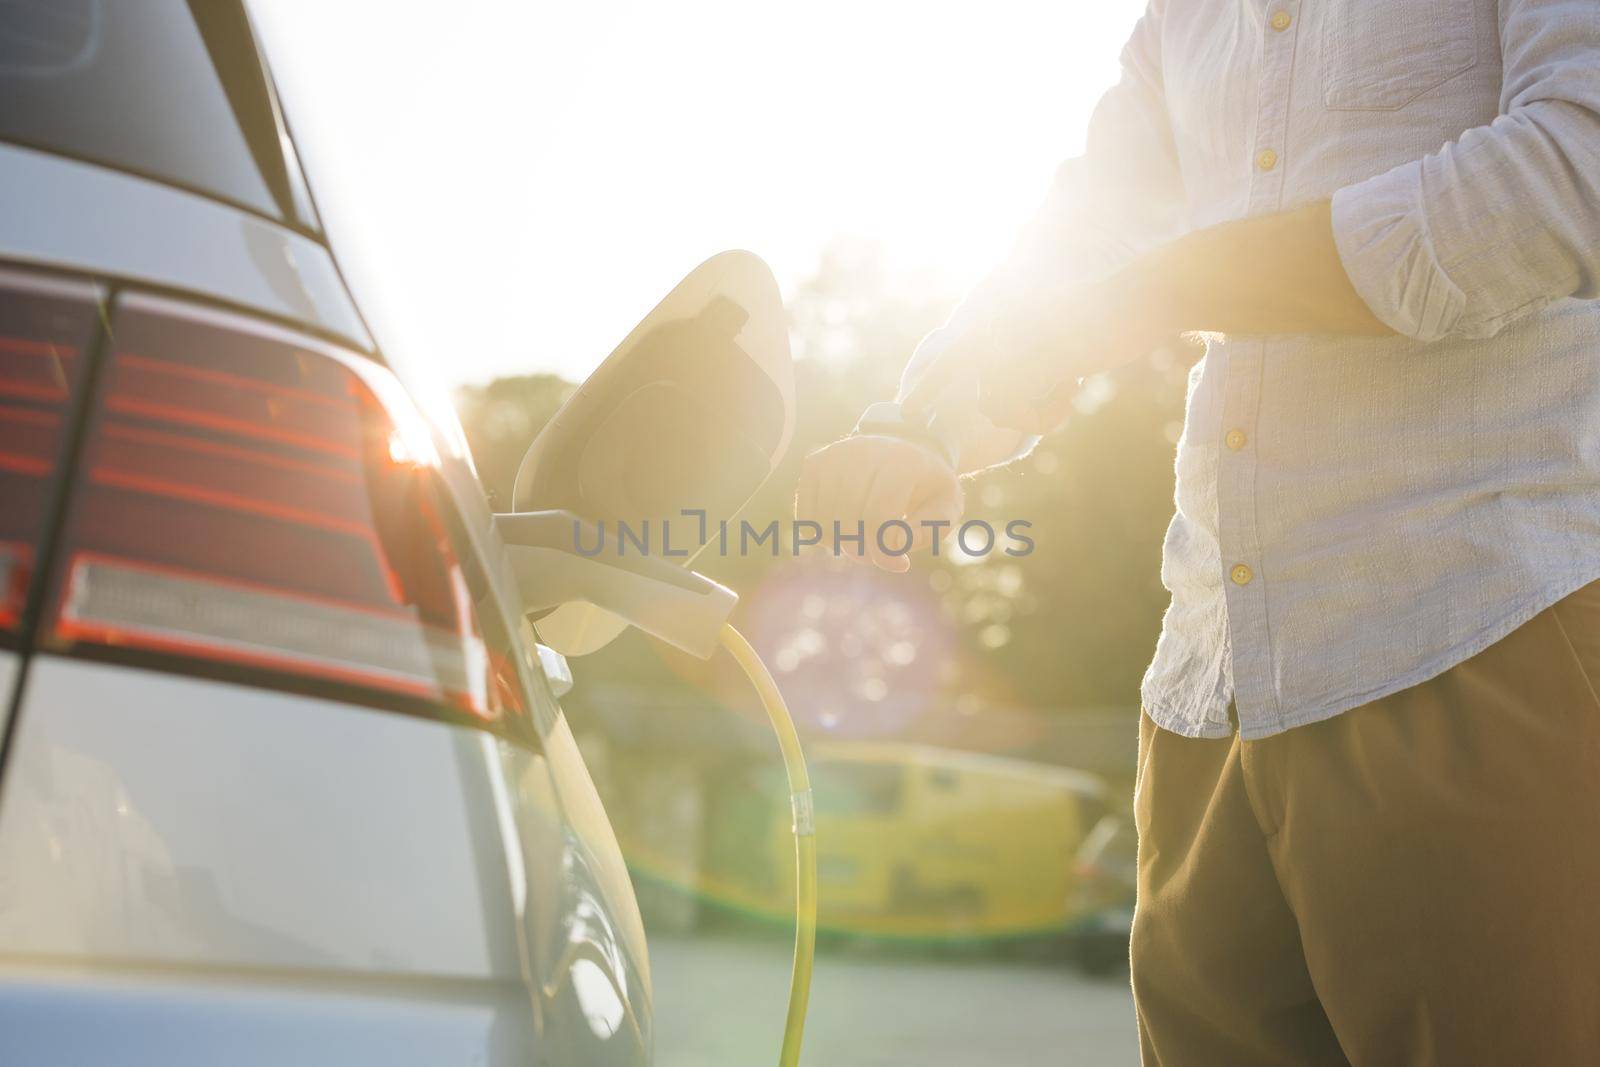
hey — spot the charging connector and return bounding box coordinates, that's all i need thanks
[497,510,815,1064]
[496,510,738,659]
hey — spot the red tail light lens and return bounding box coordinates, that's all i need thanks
[44,293,526,727]
[0,270,102,643]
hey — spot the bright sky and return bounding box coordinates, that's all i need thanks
[250,1,1146,389]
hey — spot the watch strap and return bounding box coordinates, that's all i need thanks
[852,401,961,469]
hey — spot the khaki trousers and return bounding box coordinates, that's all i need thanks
[1131,579,1600,1065]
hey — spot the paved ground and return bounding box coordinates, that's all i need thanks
[650,934,1140,1066]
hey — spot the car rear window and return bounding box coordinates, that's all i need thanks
[0,0,288,219]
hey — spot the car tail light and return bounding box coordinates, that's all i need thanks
[42,293,526,727]
[0,270,102,644]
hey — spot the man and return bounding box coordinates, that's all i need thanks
[797,0,1600,1062]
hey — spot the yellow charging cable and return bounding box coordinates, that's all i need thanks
[719,623,816,1067]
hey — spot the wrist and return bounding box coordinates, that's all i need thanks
[989,272,1173,380]
[1075,262,1183,358]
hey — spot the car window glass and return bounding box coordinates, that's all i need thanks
[0,0,282,217]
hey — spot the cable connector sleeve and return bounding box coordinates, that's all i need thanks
[791,788,815,837]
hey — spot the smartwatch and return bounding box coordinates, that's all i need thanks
[852,401,963,470]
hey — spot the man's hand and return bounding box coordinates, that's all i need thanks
[795,435,963,572]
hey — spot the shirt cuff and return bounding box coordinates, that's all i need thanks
[1331,162,1467,343]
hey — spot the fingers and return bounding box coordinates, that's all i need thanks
[861,463,920,572]
[828,459,881,561]
[860,448,964,571]
[905,476,964,556]
[795,438,964,571]
[797,442,875,556]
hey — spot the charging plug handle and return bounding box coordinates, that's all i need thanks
[494,510,738,660]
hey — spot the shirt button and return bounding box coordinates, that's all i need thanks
[1270,10,1292,31]
[1225,428,1247,450]
[1256,148,1279,171]
[1230,563,1254,586]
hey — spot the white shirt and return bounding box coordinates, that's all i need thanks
[903,0,1600,739]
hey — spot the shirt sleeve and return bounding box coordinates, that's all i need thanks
[1331,0,1600,342]
[895,0,1186,447]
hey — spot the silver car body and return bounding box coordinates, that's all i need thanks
[0,15,650,1067]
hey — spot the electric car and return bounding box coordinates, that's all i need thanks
[0,2,657,1061]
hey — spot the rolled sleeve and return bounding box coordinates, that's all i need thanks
[1332,0,1600,344]
[1331,166,1468,342]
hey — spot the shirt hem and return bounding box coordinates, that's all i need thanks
[1140,702,1235,740]
[1144,565,1600,742]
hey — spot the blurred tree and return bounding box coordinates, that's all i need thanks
[455,372,574,507]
